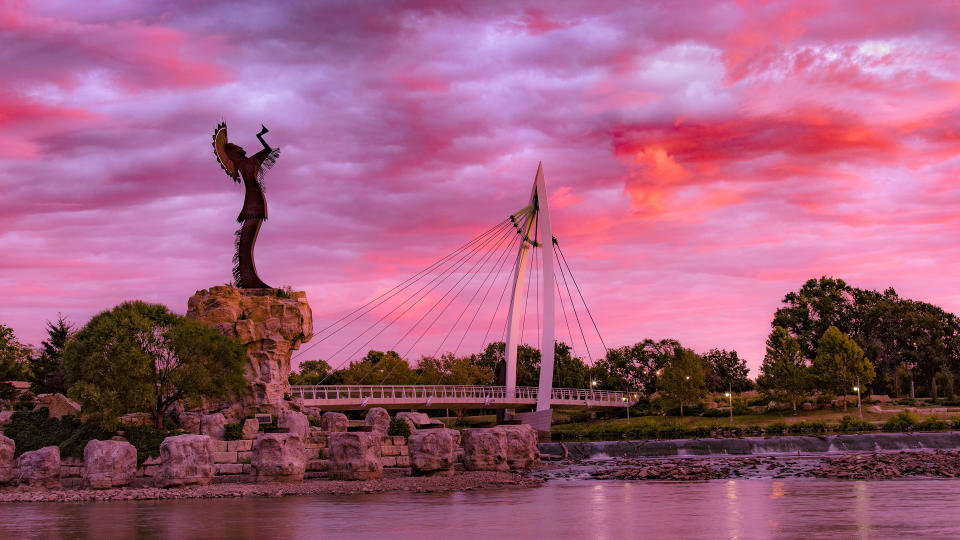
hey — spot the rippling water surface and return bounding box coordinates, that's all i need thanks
[4,479,960,539]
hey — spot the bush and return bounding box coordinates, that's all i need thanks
[224,422,244,441]
[4,410,111,459]
[883,410,921,432]
[308,416,322,427]
[387,417,411,438]
[838,416,876,433]
[895,397,917,406]
[915,414,949,432]
[765,421,788,436]
[123,425,180,465]
[788,421,827,434]
[702,408,729,418]
[815,394,837,406]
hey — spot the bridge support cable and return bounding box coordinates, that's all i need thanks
[554,243,594,366]
[314,219,514,384]
[554,276,578,387]
[293,218,511,362]
[555,241,609,354]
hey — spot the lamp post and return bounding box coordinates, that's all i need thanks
[726,383,733,426]
[854,376,862,420]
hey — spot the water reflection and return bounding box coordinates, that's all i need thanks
[4,479,960,539]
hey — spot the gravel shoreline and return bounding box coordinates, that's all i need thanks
[0,471,542,503]
[534,449,960,482]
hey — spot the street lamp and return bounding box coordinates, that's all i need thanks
[854,377,863,420]
[725,386,733,426]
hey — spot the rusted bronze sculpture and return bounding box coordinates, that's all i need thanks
[212,122,280,288]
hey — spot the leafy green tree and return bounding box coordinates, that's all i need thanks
[701,348,752,393]
[552,342,591,389]
[0,323,32,381]
[337,350,417,384]
[288,360,333,386]
[657,346,706,416]
[416,353,492,385]
[772,277,861,361]
[811,326,875,410]
[475,342,540,387]
[594,339,679,393]
[63,301,246,428]
[30,315,73,394]
[757,326,810,412]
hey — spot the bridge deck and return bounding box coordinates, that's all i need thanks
[290,385,636,410]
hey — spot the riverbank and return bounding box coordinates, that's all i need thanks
[0,470,541,503]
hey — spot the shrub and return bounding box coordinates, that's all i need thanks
[308,415,322,427]
[789,421,827,434]
[895,397,917,406]
[838,416,876,433]
[4,410,111,459]
[702,408,729,418]
[883,410,921,432]
[224,422,244,441]
[123,425,180,465]
[815,394,837,406]
[915,415,949,432]
[387,417,411,438]
[765,421,788,436]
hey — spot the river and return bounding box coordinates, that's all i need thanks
[3,478,958,539]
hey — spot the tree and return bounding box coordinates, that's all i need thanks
[701,348,752,393]
[757,326,810,412]
[594,339,679,393]
[475,342,540,387]
[288,360,333,386]
[337,350,417,384]
[657,346,706,416]
[30,315,73,394]
[811,326,875,410]
[772,277,861,362]
[0,323,32,381]
[416,353,492,385]
[552,342,591,389]
[63,301,246,428]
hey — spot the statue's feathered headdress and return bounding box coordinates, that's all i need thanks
[212,122,239,183]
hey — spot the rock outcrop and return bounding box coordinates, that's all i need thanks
[155,435,216,488]
[408,428,458,476]
[321,412,349,433]
[328,432,382,480]
[493,424,540,470]
[0,435,14,484]
[18,446,60,488]
[83,440,137,489]
[187,286,313,415]
[200,413,227,440]
[34,393,81,419]
[252,433,306,482]
[462,428,509,472]
[396,411,431,431]
[241,418,260,439]
[365,408,390,434]
[177,411,203,434]
[278,410,310,441]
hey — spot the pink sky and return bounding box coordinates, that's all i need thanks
[3,1,960,376]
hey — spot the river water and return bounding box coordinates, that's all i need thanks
[3,478,959,539]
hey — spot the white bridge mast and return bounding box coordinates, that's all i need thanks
[504,163,555,413]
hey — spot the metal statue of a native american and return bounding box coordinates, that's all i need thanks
[212,122,280,288]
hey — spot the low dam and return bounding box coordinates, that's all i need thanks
[539,432,960,460]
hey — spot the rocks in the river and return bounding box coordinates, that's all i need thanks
[408,428,457,476]
[241,418,261,439]
[493,424,539,470]
[155,434,216,488]
[321,412,349,433]
[278,410,310,441]
[18,446,61,488]
[34,393,81,419]
[462,428,508,472]
[252,433,306,482]
[0,435,15,484]
[364,408,390,434]
[328,432,382,480]
[200,413,227,440]
[83,439,137,489]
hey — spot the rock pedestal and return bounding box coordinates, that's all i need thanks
[462,428,509,472]
[155,435,216,488]
[408,428,458,476]
[321,412,349,433]
[365,408,390,434]
[252,433,306,482]
[18,446,61,488]
[328,432,382,481]
[201,413,227,440]
[83,440,137,489]
[186,286,313,415]
[0,435,15,484]
[493,424,540,470]
[278,410,310,442]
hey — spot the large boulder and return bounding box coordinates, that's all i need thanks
[241,418,260,439]
[252,433,306,482]
[364,408,390,434]
[83,439,137,489]
[187,286,313,415]
[0,435,14,484]
[177,411,203,434]
[278,410,310,441]
[328,432,382,480]
[0,410,15,429]
[462,428,509,472]
[155,434,216,488]
[396,411,431,432]
[18,446,60,488]
[34,393,81,419]
[407,428,457,476]
[321,412,349,433]
[493,424,540,470]
[200,413,227,440]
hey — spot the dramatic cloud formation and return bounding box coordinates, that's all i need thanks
[3,1,960,375]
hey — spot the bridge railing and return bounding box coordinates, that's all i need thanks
[289,385,635,404]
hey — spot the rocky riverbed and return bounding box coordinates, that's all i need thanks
[0,471,541,503]
[533,449,960,482]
